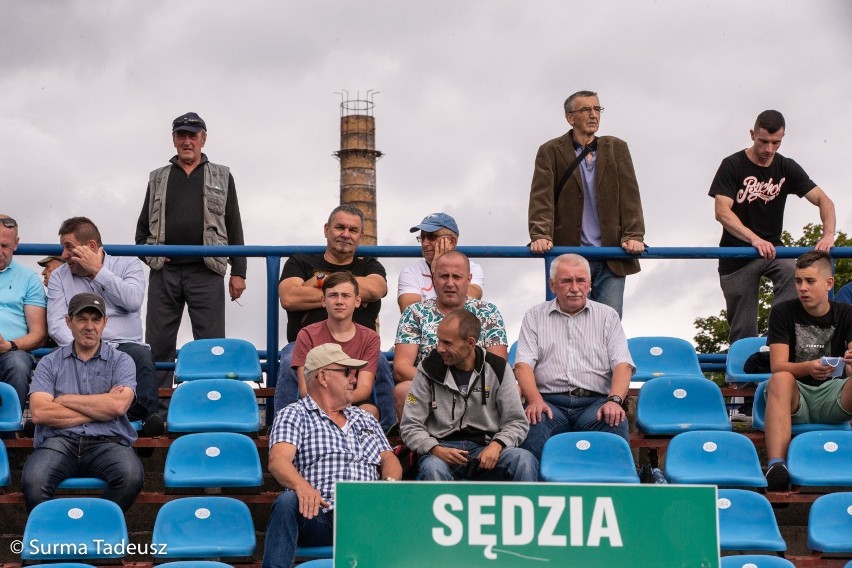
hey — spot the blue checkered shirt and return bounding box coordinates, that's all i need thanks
[270,395,391,510]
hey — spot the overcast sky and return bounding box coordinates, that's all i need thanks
[2,0,851,357]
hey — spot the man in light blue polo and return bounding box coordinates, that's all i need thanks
[0,214,47,408]
[22,292,143,511]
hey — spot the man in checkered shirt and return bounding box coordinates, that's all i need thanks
[263,343,402,568]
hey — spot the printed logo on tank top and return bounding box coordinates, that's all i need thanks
[794,323,834,362]
[736,176,786,204]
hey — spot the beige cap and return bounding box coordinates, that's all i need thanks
[304,343,368,375]
[37,255,63,267]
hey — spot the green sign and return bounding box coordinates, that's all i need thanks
[335,482,719,568]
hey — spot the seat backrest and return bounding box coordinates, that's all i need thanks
[175,338,261,383]
[164,432,262,488]
[788,431,852,487]
[297,560,334,568]
[0,382,23,432]
[507,340,518,366]
[0,443,9,487]
[540,431,638,483]
[628,336,703,382]
[717,489,786,552]
[664,430,766,487]
[154,563,235,568]
[808,492,852,553]
[168,379,260,433]
[21,498,129,560]
[720,555,795,568]
[637,377,732,435]
[753,381,852,434]
[725,336,771,383]
[152,496,256,559]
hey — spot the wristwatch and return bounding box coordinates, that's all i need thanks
[8,341,18,352]
[315,272,326,289]
[606,394,625,408]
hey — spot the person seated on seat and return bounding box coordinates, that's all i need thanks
[263,343,401,568]
[400,310,538,481]
[515,253,634,462]
[47,217,162,435]
[273,271,390,423]
[764,250,852,491]
[36,255,64,289]
[21,292,143,512]
[276,204,395,429]
[393,250,508,425]
[397,212,484,312]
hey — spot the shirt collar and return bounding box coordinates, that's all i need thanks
[547,297,590,317]
[61,341,107,362]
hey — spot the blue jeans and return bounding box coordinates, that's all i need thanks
[588,260,626,318]
[21,435,144,512]
[274,342,397,429]
[521,393,630,462]
[418,440,540,481]
[115,342,159,420]
[0,350,34,410]
[263,490,333,568]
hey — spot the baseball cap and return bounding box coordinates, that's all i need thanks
[67,292,106,317]
[304,343,368,375]
[172,112,207,133]
[37,255,63,267]
[409,212,460,235]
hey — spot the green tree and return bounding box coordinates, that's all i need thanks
[693,224,852,354]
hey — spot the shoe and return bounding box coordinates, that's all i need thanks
[22,420,35,438]
[141,414,165,437]
[765,462,790,492]
[384,422,400,438]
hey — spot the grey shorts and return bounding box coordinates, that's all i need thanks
[792,378,852,424]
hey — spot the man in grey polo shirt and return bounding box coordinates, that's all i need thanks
[21,292,144,512]
[515,253,635,461]
[48,217,162,434]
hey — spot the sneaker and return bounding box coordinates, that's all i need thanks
[765,462,790,492]
[141,413,165,437]
[384,422,400,438]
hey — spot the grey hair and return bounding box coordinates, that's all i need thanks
[328,203,365,226]
[563,90,598,114]
[549,253,591,280]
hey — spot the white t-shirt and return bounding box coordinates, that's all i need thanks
[396,257,485,300]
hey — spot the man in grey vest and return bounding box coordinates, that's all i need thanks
[135,112,247,402]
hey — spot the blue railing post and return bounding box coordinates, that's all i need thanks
[266,256,281,425]
[544,255,554,301]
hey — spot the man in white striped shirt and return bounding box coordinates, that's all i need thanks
[515,254,634,461]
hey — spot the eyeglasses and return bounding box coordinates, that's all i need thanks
[325,367,354,378]
[567,106,604,115]
[0,218,17,228]
[172,117,205,128]
[416,232,453,244]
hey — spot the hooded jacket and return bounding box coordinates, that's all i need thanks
[400,346,529,456]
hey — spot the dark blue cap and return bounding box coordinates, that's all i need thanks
[172,112,207,133]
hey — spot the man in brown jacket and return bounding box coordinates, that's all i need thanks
[528,90,645,318]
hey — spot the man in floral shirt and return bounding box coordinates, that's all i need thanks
[392,250,508,422]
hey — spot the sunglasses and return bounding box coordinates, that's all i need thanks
[325,367,355,378]
[0,218,17,228]
[172,117,204,128]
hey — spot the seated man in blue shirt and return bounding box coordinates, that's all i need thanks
[263,343,401,568]
[21,292,144,511]
[48,216,162,434]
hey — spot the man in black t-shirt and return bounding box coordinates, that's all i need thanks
[708,110,835,343]
[764,251,852,490]
[276,204,394,426]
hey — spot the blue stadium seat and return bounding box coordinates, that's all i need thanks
[175,338,261,383]
[152,496,256,559]
[26,564,99,568]
[159,563,234,568]
[717,490,786,552]
[0,443,9,486]
[507,341,518,366]
[788,431,852,487]
[296,547,334,560]
[21,498,129,561]
[168,379,261,433]
[725,336,771,383]
[720,556,795,568]
[808,492,852,554]
[164,432,262,489]
[56,478,108,490]
[628,336,704,382]
[637,377,732,435]
[297,560,333,567]
[0,382,23,432]
[752,381,852,434]
[664,431,766,487]
[540,432,639,483]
